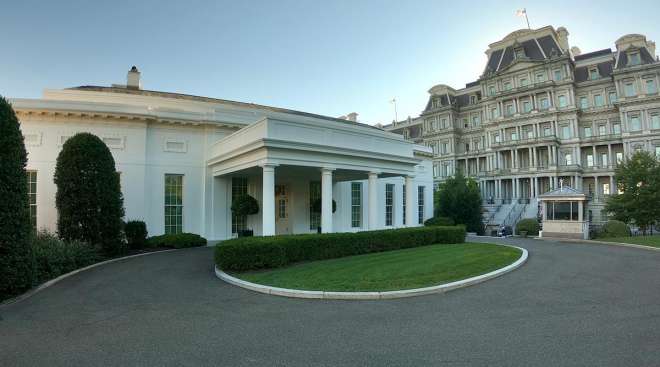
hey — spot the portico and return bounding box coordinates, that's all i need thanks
[206,116,433,239]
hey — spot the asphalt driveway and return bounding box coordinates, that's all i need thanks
[1,237,659,367]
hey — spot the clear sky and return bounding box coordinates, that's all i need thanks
[2,0,659,125]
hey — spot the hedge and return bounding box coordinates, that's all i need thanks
[215,226,466,272]
[31,231,101,285]
[598,220,630,238]
[147,233,207,249]
[516,218,539,236]
[424,216,455,226]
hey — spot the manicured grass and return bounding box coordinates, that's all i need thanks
[232,243,521,292]
[599,235,660,248]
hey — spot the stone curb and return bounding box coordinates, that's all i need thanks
[215,244,528,300]
[534,236,660,252]
[0,248,181,308]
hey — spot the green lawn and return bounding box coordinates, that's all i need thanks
[599,235,660,248]
[232,243,522,292]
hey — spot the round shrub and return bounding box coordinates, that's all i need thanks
[424,217,455,226]
[516,218,540,236]
[230,194,259,216]
[311,198,337,213]
[0,96,35,300]
[147,233,207,249]
[54,133,125,256]
[600,220,630,238]
[125,220,148,249]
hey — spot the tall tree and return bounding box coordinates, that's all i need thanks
[55,133,125,255]
[0,96,34,299]
[605,151,660,233]
[434,172,483,233]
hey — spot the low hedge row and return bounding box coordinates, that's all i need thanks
[215,226,466,271]
[147,233,207,248]
[31,231,101,285]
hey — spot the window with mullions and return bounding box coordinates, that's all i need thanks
[417,186,425,224]
[309,181,321,230]
[164,174,183,234]
[385,184,394,226]
[231,177,248,234]
[351,182,362,228]
[27,171,37,230]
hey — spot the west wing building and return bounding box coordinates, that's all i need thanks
[12,68,434,241]
[384,26,660,232]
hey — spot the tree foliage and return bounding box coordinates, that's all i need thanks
[605,151,660,232]
[54,133,125,255]
[230,194,260,216]
[311,198,337,213]
[0,96,35,299]
[434,173,483,234]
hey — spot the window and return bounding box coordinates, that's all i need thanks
[544,127,552,136]
[616,152,624,164]
[558,95,567,108]
[630,115,641,131]
[547,201,578,221]
[27,171,37,230]
[540,98,549,109]
[470,95,476,104]
[562,125,571,139]
[583,126,592,138]
[491,107,499,118]
[511,131,518,141]
[441,118,447,128]
[526,129,534,139]
[603,183,610,195]
[554,69,562,81]
[594,94,604,107]
[504,81,512,91]
[651,114,660,130]
[601,153,608,167]
[231,177,248,234]
[612,123,621,134]
[536,72,545,82]
[515,48,525,59]
[402,184,406,225]
[609,91,617,104]
[656,146,660,158]
[309,181,321,230]
[598,125,607,136]
[523,100,532,113]
[385,184,394,226]
[351,182,362,228]
[463,118,469,128]
[165,174,183,234]
[494,133,501,143]
[629,52,641,66]
[506,104,515,116]
[489,86,496,96]
[417,186,425,224]
[564,153,572,165]
[586,154,594,167]
[646,79,657,94]
[579,96,589,109]
[520,78,528,87]
[589,68,599,80]
[472,115,480,127]
[624,82,636,97]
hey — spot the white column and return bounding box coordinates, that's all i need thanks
[262,164,276,236]
[610,175,615,195]
[534,177,539,197]
[594,176,599,200]
[608,144,613,168]
[321,168,333,233]
[368,172,379,230]
[405,176,415,227]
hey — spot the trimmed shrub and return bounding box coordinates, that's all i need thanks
[599,220,630,238]
[424,217,455,226]
[215,226,466,272]
[125,220,148,249]
[0,96,35,300]
[311,198,337,213]
[230,194,259,216]
[148,233,207,249]
[31,231,100,284]
[516,218,540,236]
[54,133,125,255]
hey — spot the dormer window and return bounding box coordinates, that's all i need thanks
[629,52,641,66]
[515,48,525,59]
[589,68,599,80]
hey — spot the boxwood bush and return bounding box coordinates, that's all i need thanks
[598,220,630,238]
[148,233,207,249]
[215,225,466,272]
[31,231,101,284]
[424,216,455,226]
[124,220,148,249]
[516,218,539,236]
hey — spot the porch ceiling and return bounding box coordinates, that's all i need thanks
[220,165,404,182]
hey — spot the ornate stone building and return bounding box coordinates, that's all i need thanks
[384,26,660,232]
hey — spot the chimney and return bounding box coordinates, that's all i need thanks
[556,27,570,52]
[127,66,141,89]
[346,112,358,122]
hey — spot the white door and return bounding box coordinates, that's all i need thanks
[275,185,290,235]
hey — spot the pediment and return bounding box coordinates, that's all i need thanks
[499,59,543,73]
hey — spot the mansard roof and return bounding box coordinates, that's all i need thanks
[615,46,657,69]
[574,48,612,61]
[574,61,614,82]
[484,35,562,75]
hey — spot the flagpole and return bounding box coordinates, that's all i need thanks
[390,98,398,123]
[524,9,530,29]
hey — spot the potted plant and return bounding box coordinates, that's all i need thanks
[230,194,259,237]
[311,198,336,233]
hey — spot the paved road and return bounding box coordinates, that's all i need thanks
[2,237,660,367]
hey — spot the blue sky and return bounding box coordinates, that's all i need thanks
[2,0,659,124]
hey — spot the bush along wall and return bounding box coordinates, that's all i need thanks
[215,225,466,272]
[147,233,207,249]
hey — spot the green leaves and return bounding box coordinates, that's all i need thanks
[434,172,483,234]
[230,194,260,216]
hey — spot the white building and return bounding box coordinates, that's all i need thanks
[11,67,434,241]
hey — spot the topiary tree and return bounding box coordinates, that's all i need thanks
[311,198,337,213]
[230,194,259,216]
[0,96,35,300]
[424,216,455,226]
[124,220,148,249]
[54,133,125,255]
